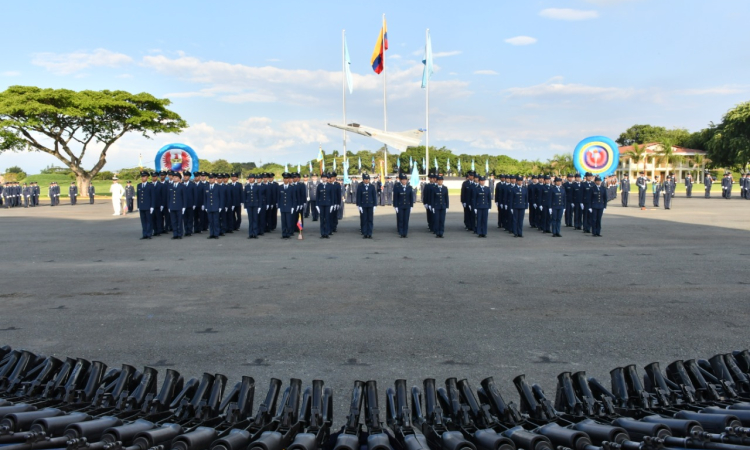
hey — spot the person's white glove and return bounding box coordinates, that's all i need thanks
[182,208,185,214]
[307,197,310,201]
[588,208,592,213]
[580,203,584,209]
[257,208,261,214]
[225,207,228,211]
[374,206,377,210]
[431,206,435,212]
[394,207,398,213]
[330,206,334,212]
[266,205,269,210]
[539,205,543,210]
[231,206,235,211]
[358,207,363,213]
[316,206,320,213]
[533,203,537,208]
[160,206,164,211]
[570,203,574,208]
[193,205,196,210]
[510,209,514,214]
[549,208,552,214]
[462,203,466,208]
[410,207,413,211]
[150,208,154,214]
[474,209,477,213]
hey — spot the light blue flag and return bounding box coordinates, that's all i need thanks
[397,158,401,169]
[333,157,337,171]
[344,36,354,94]
[410,163,420,188]
[409,155,413,168]
[434,157,438,170]
[485,159,489,174]
[458,159,462,173]
[343,159,350,184]
[421,30,433,89]
[471,159,475,171]
[297,163,301,173]
[447,158,450,172]
[422,157,426,171]
[284,163,289,172]
[308,161,313,174]
[358,157,361,170]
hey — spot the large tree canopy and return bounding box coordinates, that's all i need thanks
[0,86,187,190]
[705,101,750,169]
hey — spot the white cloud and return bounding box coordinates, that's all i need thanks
[584,0,640,5]
[411,49,461,58]
[474,70,498,75]
[539,8,599,20]
[1,71,21,76]
[31,48,133,75]
[505,77,636,100]
[675,85,749,95]
[504,36,537,46]
[266,58,281,62]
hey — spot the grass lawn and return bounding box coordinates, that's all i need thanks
[20,174,120,197]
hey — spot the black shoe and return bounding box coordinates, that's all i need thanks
[185,233,192,236]
[194,231,201,234]
[219,233,225,236]
[171,236,178,240]
[248,236,253,239]
[321,236,327,239]
[363,235,368,239]
[403,235,407,238]
[226,230,233,234]
[140,237,149,240]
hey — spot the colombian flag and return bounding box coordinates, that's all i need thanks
[370,19,388,74]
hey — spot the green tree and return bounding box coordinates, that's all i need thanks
[0,86,187,194]
[4,165,26,180]
[656,139,683,174]
[705,101,750,169]
[630,143,648,174]
[210,159,233,173]
[616,124,667,146]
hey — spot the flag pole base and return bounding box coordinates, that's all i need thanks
[298,231,303,240]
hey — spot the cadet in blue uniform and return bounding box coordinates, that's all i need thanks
[192,172,204,233]
[277,173,299,239]
[581,172,594,233]
[22,183,30,207]
[528,175,540,229]
[495,174,505,229]
[168,172,185,239]
[356,173,377,238]
[88,183,95,204]
[136,171,154,239]
[182,171,195,236]
[316,173,332,238]
[69,182,78,205]
[685,173,693,198]
[620,173,630,207]
[563,174,574,227]
[125,181,135,212]
[460,172,472,231]
[510,175,528,237]
[231,173,243,230]
[472,175,492,237]
[588,176,608,237]
[244,173,262,238]
[549,177,566,237]
[330,172,341,232]
[663,175,674,210]
[204,173,223,239]
[653,176,662,207]
[430,174,449,238]
[538,175,551,233]
[636,171,649,209]
[425,173,436,232]
[571,174,583,229]
[393,173,414,238]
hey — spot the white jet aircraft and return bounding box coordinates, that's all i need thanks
[327,123,424,153]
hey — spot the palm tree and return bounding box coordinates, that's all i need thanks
[549,153,574,175]
[657,140,683,175]
[631,143,647,175]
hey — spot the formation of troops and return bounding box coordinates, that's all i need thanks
[1,182,41,208]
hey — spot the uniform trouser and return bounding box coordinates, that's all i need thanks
[726,188,732,199]
[207,211,220,237]
[621,192,628,207]
[512,208,525,236]
[193,206,202,232]
[574,205,583,228]
[224,208,235,231]
[686,186,692,198]
[360,207,374,235]
[257,207,266,234]
[202,210,209,231]
[280,211,294,237]
[497,205,503,227]
[70,196,76,205]
[246,207,260,237]
[233,207,241,230]
[705,187,711,198]
[183,207,194,234]
[653,193,660,206]
[396,207,411,236]
[89,195,94,204]
[638,190,646,206]
[468,207,476,232]
[564,203,572,225]
[309,200,318,220]
[163,209,171,231]
[664,193,672,209]
[270,207,278,229]
[112,198,121,215]
[476,208,488,235]
[539,207,549,232]
[170,210,183,237]
[551,209,563,235]
[592,208,604,235]
[139,210,153,238]
[319,206,331,236]
[463,205,470,229]
[265,208,274,231]
[127,198,133,211]
[427,207,434,231]
[24,197,29,207]
[336,203,343,220]
[583,206,591,231]
[432,208,446,236]
[529,206,536,228]
[331,206,339,231]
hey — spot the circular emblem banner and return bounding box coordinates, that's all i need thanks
[154,143,200,174]
[573,136,619,177]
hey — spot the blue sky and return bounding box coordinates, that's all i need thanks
[2,0,750,173]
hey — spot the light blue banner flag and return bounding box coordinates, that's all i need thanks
[344,36,354,94]
[471,159,475,171]
[333,158,337,170]
[434,157,438,171]
[397,158,400,169]
[343,159,350,184]
[485,159,489,174]
[308,161,313,174]
[447,158,450,172]
[409,155,413,168]
[358,156,361,170]
[458,159,462,173]
[422,157,426,171]
[284,163,289,172]
[410,163,420,188]
[421,30,433,89]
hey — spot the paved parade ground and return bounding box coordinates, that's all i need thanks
[1,195,748,418]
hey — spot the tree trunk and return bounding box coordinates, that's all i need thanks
[77,174,93,198]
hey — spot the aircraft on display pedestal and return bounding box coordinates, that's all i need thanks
[327,123,424,153]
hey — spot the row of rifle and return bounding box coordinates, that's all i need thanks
[4,347,750,450]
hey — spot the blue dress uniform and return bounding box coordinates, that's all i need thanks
[136,172,154,239]
[181,174,195,236]
[685,174,693,198]
[495,176,504,229]
[653,177,662,206]
[571,176,583,229]
[620,175,630,206]
[510,177,528,237]
[581,174,594,233]
[244,174,262,238]
[316,175,333,238]
[277,174,300,239]
[88,184,95,204]
[425,175,436,232]
[221,177,234,233]
[160,173,172,232]
[538,177,551,233]
[356,175,377,238]
[330,173,341,232]
[204,176,224,238]
[563,175,573,226]
[231,174,243,230]
[472,178,492,237]
[392,175,414,238]
[69,184,78,205]
[430,177,449,238]
[460,175,471,231]
[704,173,713,198]
[192,173,204,233]
[662,177,674,209]
[168,177,185,239]
[588,178,608,237]
[528,177,539,229]
[548,179,566,237]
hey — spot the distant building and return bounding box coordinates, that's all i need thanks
[617,143,708,182]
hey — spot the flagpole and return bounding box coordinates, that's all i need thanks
[425,28,430,176]
[382,13,388,177]
[342,29,347,163]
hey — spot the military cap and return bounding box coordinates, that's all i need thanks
[362,174,370,180]
[174,172,183,178]
[398,173,407,180]
[112,176,119,180]
[585,172,593,177]
[208,173,216,178]
[184,170,192,176]
[330,172,337,177]
[567,173,574,177]
[574,173,581,178]
[516,175,523,181]
[544,175,550,180]
[436,175,443,180]
[478,176,485,181]
[247,173,256,178]
[554,177,562,182]
[126,180,132,184]
[282,173,291,179]
[140,171,150,177]
[532,174,538,179]
[594,176,602,181]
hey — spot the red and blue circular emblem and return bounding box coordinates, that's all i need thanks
[573,136,619,176]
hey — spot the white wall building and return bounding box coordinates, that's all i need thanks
[617,143,708,182]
